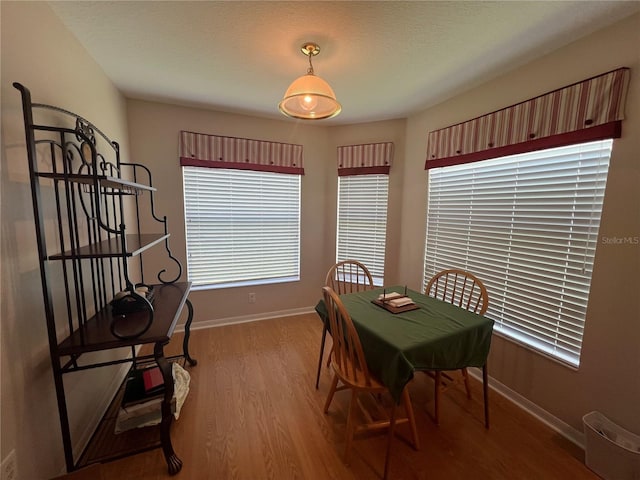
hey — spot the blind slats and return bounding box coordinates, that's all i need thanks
[183,167,301,287]
[424,139,612,367]
[337,174,389,285]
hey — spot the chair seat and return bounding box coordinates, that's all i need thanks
[332,363,387,392]
[329,361,419,440]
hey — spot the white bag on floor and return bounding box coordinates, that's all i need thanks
[115,362,190,433]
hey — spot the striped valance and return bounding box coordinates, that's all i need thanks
[425,67,630,169]
[337,142,394,176]
[179,131,304,175]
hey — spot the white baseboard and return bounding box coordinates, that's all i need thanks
[468,367,585,449]
[173,306,316,333]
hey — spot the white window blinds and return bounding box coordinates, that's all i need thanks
[183,167,301,288]
[424,139,613,367]
[337,174,389,286]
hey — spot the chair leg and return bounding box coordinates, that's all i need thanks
[401,387,420,450]
[383,402,397,480]
[315,325,328,389]
[483,363,490,429]
[462,367,472,399]
[434,371,441,425]
[324,374,339,413]
[344,390,359,465]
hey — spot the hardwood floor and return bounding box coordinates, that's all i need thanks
[55,313,598,480]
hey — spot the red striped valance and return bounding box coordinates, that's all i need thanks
[179,131,304,175]
[337,142,394,176]
[425,67,630,169]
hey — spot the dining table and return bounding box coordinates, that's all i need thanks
[315,285,494,426]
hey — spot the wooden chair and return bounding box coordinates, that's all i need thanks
[315,260,374,389]
[321,286,419,479]
[424,268,490,426]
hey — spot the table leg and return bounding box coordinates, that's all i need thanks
[182,298,197,366]
[154,341,182,475]
[383,403,397,480]
[483,363,490,429]
[315,324,328,389]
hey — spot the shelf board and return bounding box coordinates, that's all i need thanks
[48,234,169,260]
[36,172,156,192]
[76,379,162,468]
[58,281,191,356]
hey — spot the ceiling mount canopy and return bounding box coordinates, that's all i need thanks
[278,42,341,120]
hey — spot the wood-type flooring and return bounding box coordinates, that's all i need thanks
[54,313,598,480]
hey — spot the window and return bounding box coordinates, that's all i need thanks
[183,167,300,289]
[424,140,613,367]
[337,174,389,286]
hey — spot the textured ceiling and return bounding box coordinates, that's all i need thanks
[49,1,640,125]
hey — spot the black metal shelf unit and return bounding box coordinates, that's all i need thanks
[13,83,196,475]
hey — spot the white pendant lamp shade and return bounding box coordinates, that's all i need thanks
[279,74,341,119]
[279,42,341,120]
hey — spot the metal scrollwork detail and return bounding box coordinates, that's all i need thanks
[65,148,75,169]
[98,153,110,173]
[75,118,96,145]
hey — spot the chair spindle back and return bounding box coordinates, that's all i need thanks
[326,260,374,294]
[425,269,489,314]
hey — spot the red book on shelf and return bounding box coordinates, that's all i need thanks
[142,366,164,393]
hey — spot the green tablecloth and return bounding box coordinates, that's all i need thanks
[315,286,494,403]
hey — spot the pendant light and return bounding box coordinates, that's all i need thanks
[279,42,341,120]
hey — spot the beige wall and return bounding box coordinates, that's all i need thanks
[126,101,405,323]
[127,100,333,321]
[2,2,638,478]
[1,2,131,478]
[327,120,407,285]
[400,13,640,434]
